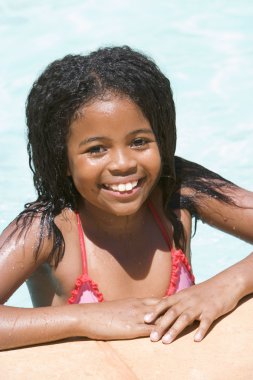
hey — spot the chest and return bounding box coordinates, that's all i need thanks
[54,212,174,302]
[84,233,172,299]
[33,203,192,305]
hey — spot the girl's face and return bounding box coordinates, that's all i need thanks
[67,95,161,216]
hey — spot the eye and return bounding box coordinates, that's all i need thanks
[86,145,106,155]
[131,137,149,148]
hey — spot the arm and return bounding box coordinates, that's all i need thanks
[0,299,158,350]
[0,218,155,350]
[144,185,253,344]
[196,186,253,244]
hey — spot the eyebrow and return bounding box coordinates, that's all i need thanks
[78,128,154,147]
[79,136,106,147]
[128,128,154,136]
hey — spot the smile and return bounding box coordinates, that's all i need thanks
[103,180,139,193]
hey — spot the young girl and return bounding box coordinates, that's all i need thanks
[0,46,253,350]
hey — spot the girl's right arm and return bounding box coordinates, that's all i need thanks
[0,299,157,350]
[0,219,155,350]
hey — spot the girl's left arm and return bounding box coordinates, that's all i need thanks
[197,186,253,244]
[144,186,253,344]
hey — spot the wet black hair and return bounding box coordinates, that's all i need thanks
[9,46,236,266]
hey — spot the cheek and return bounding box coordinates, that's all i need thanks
[68,159,93,190]
[153,159,162,180]
[146,149,162,179]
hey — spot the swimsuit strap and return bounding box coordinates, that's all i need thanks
[147,201,173,250]
[76,212,88,274]
[76,202,173,275]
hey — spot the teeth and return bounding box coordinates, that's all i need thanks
[125,183,133,191]
[111,184,119,191]
[118,184,126,192]
[104,181,138,192]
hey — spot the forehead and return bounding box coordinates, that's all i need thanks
[69,95,150,135]
[77,94,143,118]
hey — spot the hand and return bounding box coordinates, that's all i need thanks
[143,277,241,344]
[76,297,160,340]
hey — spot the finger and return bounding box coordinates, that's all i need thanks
[117,324,153,340]
[131,324,155,339]
[143,297,161,306]
[161,310,196,344]
[194,316,213,342]
[144,296,178,323]
[149,305,180,341]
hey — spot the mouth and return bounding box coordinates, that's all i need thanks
[102,179,141,193]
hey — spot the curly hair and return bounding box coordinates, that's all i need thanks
[10,46,236,266]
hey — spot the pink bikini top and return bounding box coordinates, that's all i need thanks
[68,202,195,304]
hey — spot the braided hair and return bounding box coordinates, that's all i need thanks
[11,46,236,266]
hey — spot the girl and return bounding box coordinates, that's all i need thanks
[0,46,253,350]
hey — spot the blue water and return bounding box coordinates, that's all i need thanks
[1,0,252,307]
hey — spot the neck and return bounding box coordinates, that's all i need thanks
[78,201,150,237]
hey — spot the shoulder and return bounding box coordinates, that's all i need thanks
[0,213,49,303]
[54,208,78,236]
[0,207,77,265]
[1,213,51,264]
[149,186,192,256]
[150,185,192,226]
[0,208,79,304]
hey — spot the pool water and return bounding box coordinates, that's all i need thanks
[0,0,252,307]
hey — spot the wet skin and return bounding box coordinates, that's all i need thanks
[1,94,186,306]
[0,94,253,350]
[67,95,162,219]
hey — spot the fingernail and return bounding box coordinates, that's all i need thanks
[144,313,153,322]
[150,331,159,341]
[194,332,202,342]
[162,333,173,344]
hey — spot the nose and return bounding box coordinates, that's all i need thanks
[108,148,137,175]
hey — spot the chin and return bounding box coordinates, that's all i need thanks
[109,202,145,217]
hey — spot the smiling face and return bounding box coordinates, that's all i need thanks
[67,95,161,217]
